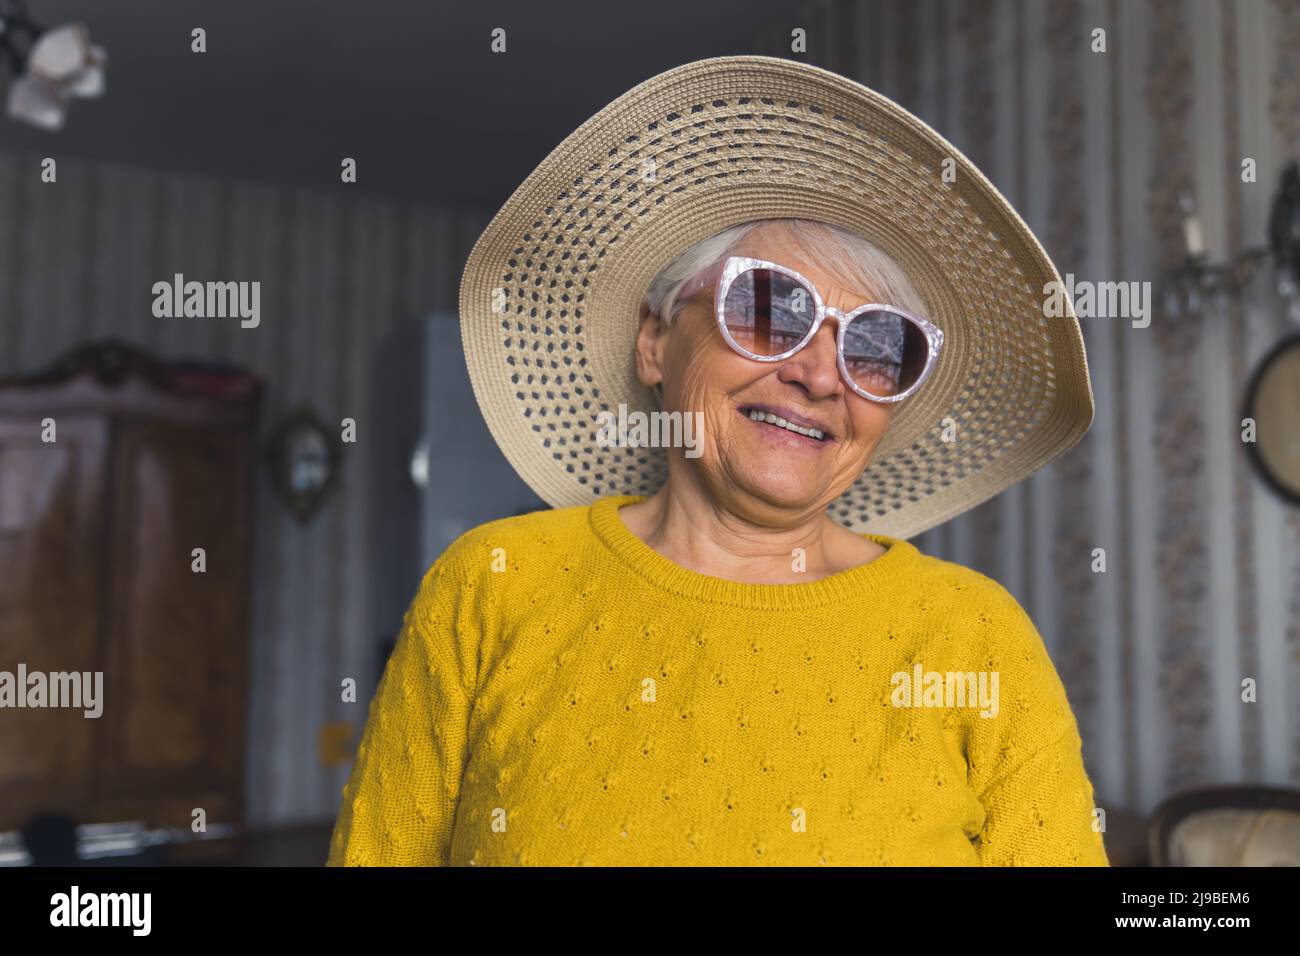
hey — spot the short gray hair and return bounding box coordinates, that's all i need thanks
[642,218,929,326]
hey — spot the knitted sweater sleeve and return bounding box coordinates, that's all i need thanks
[963,583,1110,867]
[326,550,479,866]
[973,718,1110,866]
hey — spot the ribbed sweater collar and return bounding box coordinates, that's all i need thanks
[587,494,921,611]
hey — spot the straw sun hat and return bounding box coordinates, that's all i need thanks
[458,55,1093,539]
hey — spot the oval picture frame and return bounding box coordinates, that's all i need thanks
[1242,331,1300,507]
[266,405,341,522]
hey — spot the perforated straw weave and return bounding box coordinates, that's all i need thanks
[458,55,1094,540]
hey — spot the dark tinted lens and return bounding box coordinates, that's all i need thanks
[842,309,930,397]
[721,267,816,356]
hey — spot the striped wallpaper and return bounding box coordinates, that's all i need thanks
[793,0,1300,815]
[0,152,488,827]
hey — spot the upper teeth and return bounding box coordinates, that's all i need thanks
[747,409,825,440]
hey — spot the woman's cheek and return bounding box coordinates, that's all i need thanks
[846,407,892,467]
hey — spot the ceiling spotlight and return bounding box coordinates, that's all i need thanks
[0,1,107,131]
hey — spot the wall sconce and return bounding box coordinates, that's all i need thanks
[0,0,107,131]
[1162,162,1300,314]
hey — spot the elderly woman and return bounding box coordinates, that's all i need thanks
[328,57,1107,866]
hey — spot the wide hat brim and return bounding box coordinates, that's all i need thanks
[459,55,1093,539]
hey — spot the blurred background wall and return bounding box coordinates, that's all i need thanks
[0,154,489,822]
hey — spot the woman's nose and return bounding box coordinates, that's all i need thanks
[775,319,842,397]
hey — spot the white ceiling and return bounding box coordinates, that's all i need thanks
[1,0,802,207]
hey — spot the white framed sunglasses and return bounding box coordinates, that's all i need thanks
[674,255,944,403]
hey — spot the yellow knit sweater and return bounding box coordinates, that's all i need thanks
[327,494,1108,866]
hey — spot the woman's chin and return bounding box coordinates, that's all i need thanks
[724,470,837,513]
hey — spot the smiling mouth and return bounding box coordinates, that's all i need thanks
[738,405,833,442]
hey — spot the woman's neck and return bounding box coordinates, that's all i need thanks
[616,482,884,585]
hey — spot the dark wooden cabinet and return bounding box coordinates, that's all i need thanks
[0,340,260,834]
